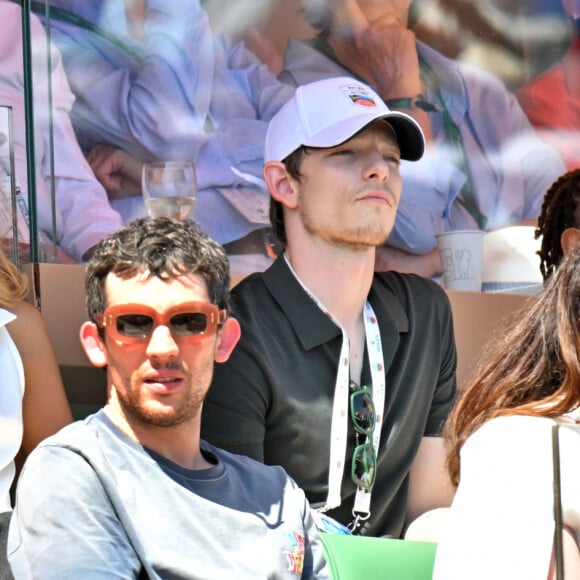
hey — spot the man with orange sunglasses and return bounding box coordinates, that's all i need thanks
[7,217,328,579]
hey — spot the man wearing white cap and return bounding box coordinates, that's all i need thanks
[202,76,457,538]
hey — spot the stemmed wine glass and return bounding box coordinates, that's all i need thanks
[142,161,197,220]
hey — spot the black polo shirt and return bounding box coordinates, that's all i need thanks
[202,255,456,538]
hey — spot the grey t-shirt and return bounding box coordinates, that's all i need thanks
[8,411,328,579]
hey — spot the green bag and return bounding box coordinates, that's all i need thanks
[320,534,437,579]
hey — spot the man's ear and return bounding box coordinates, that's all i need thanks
[79,321,108,367]
[214,317,241,363]
[560,227,580,257]
[263,161,299,209]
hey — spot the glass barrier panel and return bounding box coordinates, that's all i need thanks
[16,1,578,272]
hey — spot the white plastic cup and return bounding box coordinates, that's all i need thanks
[436,230,485,291]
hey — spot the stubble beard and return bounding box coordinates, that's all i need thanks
[299,204,392,250]
[112,360,214,429]
[121,387,203,428]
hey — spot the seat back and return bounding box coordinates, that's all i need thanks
[320,534,437,579]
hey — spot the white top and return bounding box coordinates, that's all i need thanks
[0,307,24,513]
[433,414,580,580]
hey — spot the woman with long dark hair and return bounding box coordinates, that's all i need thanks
[434,246,580,579]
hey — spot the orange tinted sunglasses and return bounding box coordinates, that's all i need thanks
[94,302,226,345]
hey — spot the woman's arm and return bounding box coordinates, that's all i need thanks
[7,300,73,456]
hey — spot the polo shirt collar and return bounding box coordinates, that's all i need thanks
[263,256,340,351]
[368,279,408,334]
[262,256,408,351]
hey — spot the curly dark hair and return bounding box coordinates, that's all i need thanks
[535,169,580,281]
[85,218,231,320]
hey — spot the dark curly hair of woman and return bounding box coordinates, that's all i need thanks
[535,169,580,281]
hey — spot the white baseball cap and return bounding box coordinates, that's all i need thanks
[264,76,425,163]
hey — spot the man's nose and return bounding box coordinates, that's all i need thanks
[362,151,390,182]
[146,325,180,359]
